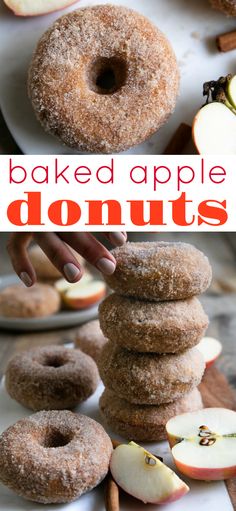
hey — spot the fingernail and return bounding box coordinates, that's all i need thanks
[97,258,116,275]
[109,232,127,247]
[20,272,33,287]
[63,263,81,282]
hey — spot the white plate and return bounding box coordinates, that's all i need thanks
[0,0,236,155]
[0,378,233,510]
[0,274,99,331]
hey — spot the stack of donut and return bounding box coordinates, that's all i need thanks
[98,241,212,442]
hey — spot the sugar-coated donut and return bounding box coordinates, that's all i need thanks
[104,242,212,301]
[0,410,112,504]
[98,342,205,405]
[29,245,62,280]
[28,5,179,154]
[0,283,60,318]
[99,294,208,353]
[209,0,236,15]
[75,319,107,363]
[100,388,203,441]
[29,245,84,282]
[5,346,99,410]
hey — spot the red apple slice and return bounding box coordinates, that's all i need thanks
[3,0,78,16]
[55,271,93,294]
[192,102,236,154]
[166,408,236,481]
[197,336,222,368]
[110,442,189,505]
[63,280,106,310]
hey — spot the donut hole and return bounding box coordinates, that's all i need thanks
[88,57,127,95]
[40,354,67,368]
[41,429,72,449]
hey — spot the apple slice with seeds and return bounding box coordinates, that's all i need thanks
[3,0,78,17]
[197,336,222,368]
[110,441,189,505]
[166,408,236,481]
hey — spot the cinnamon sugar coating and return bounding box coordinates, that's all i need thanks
[99,294,208,353]
[104,242,212,301]
[0,283,60,318]
[98,342,205,405]
[5,346,99,410]
[0,410,112,504]
[209,0,236,15]
[75,319,107,363]
[100,388,203,441]
[28,4,179,153]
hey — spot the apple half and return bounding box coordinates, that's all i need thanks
[110,442,189,505]
[166,408,236,480]
[55,271,93,294]
[3,0,78,17]
[62,279,106,310]
[193,102,236,154]
[197,336,222,368]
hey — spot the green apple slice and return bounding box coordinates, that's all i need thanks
[227,75,236,109]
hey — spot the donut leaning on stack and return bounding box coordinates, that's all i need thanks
[98,242,212,442]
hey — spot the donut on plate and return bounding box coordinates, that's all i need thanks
[5,345,99,410]
[104,242,212,301]
[98,342,205,405]
[0,283,60,318]
[0,410,112,503]
[100,388,203,441]
[99,293,208,353]
[28,4,179,153]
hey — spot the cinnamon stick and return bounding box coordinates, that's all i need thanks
[216,30,236,52]
[163,123,192,155]
[104,474,119,511]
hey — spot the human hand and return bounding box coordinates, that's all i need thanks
[7,232,127,287]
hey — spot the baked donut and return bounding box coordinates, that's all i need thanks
[29,245,84,282]
[100,388,203,442]
[0,283,60,318]
[209,0,236,15]
[104,242,212,301]
[98,342,205,405]
[99,294,208,353]
[0,410,112,504]
[5,345,99,410]
[28,5,179,154]
[75,319,107,363]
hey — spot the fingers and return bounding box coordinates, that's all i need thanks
[7,233,36,287]
[105,231,127,247]
[59,232,117,275]
[34,233,83,283]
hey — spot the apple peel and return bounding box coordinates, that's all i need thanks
[3,0,78,17]
[166,408,236,481]
[110,441,189,505]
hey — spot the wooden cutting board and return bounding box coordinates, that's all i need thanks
[199,367,236,509]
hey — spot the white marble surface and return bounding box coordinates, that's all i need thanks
[0,0,236,154]
[0,379,233,510]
